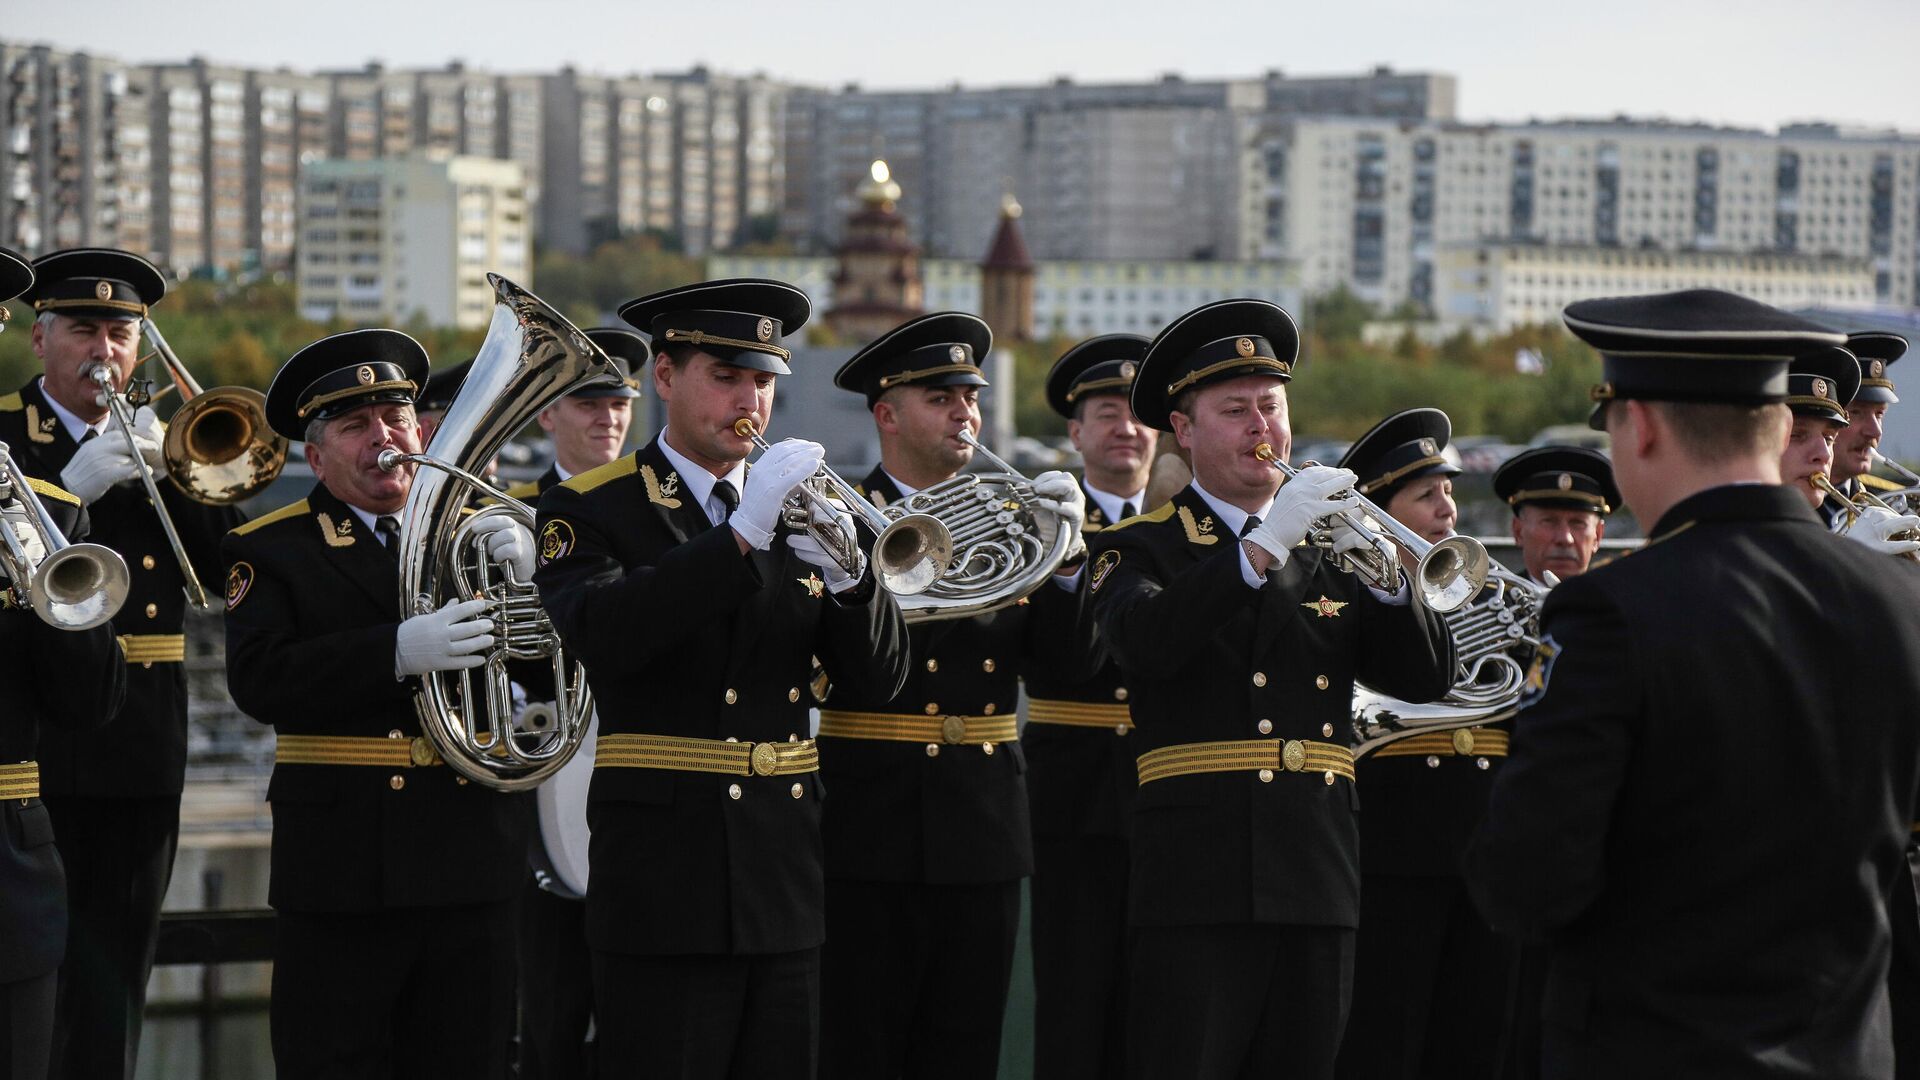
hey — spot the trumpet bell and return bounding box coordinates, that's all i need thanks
[1415,535,1491,614]
[33,542,130,631]
[872,512,955,596]
[163,387,288,504]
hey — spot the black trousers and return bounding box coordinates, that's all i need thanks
[518,877,595,1079]
[43,794,178,1080]
[592,947,819,1080]
[1,971,56,1080]
[1030,835,1128,1080]
[820,878,1022,1080]
[1893,846,1920,1080]
[1336,873,1518,1080]
[1500,944,1548,1080]
[271,902,516,1080]
[1128,922,1355,1080]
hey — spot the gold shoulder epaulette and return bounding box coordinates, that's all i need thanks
[1863,473,1903,492]
[0,391,22,412]
[230,499,311,537]
[25,476,79,506]
[502,480,541,501]
[560,455,638,494]
[1102,502,1176,532]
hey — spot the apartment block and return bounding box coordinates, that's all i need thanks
[296,154,530,330]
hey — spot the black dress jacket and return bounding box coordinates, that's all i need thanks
[533,438,909,956]
[0,485,125,981]
[223,483,529,913]
[1467,483,1920,1079]
[815,466,1091,886]
[1,377,240,797]
[1088,484,1455,928]
[1021,479,1139,840]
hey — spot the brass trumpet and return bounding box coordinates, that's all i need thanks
[1252,442,1489,613]
[732,418,954,595]
[0,442,129,630]
[1812,471,1920,562]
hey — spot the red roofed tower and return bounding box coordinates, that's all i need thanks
[979,192,1035,344]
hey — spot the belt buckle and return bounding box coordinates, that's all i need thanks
[940,716,968,745]
[409,737,440,768]
[1281,739,1307,772]
[1451,728,1476,756]
[750,742,780,777]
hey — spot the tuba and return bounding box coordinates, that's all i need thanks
[0,442,129,630]
[1351,564,1550,757]
[376,274,609,791]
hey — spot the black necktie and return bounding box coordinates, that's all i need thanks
[375,515,401,559]
[1240,514,1261,539]
[712,480,740,524]
[1120,501,1138,522]
[80,428,99,444]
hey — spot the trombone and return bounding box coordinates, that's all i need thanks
[1252,442,1489,613]
[0,441,129,630]
[733,418,954,595]
[90,363,211,610]
[139,318,288,505]
[1811,471,1920,562]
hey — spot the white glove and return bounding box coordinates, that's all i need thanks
[60,427,148,504]
[395,597,494,677]
[1029,471,1088,563]
[1323,515,1397,573]
[735,439,825,550]
[128,406,166,469]
[788,500,865,589]
[1847,505,1920,557]
[468,515,536,582]
[1244,465,1362,571]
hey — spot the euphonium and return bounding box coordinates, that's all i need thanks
[0,441,129,630]
[375,274,607,792]
[1252,443,1489,613]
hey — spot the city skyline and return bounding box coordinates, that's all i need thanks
[10,0,1920,134]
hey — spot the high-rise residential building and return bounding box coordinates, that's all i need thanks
[296,154,530,330]
[0,44,151,257]
[1435,243,1878,332]
[783,68,1451,260]
[247,69,331,274]
[538,66,789,256]
[1255,117,1920,313]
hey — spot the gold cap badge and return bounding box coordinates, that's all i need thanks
[356,365,375,385]
[94,280,113,301]
[1557,473,1573,491]
[756,317,774,342]
[1418,437,1437,455]
[1873,361,1885,377]
[1119,361,1137,379]
[949,345,967,364]
[1813,377,1828,399]
[1236,337,1256,357]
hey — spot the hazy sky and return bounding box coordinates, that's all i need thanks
[12,0,1918,132]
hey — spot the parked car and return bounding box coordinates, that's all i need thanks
[1528,424,1611,453]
